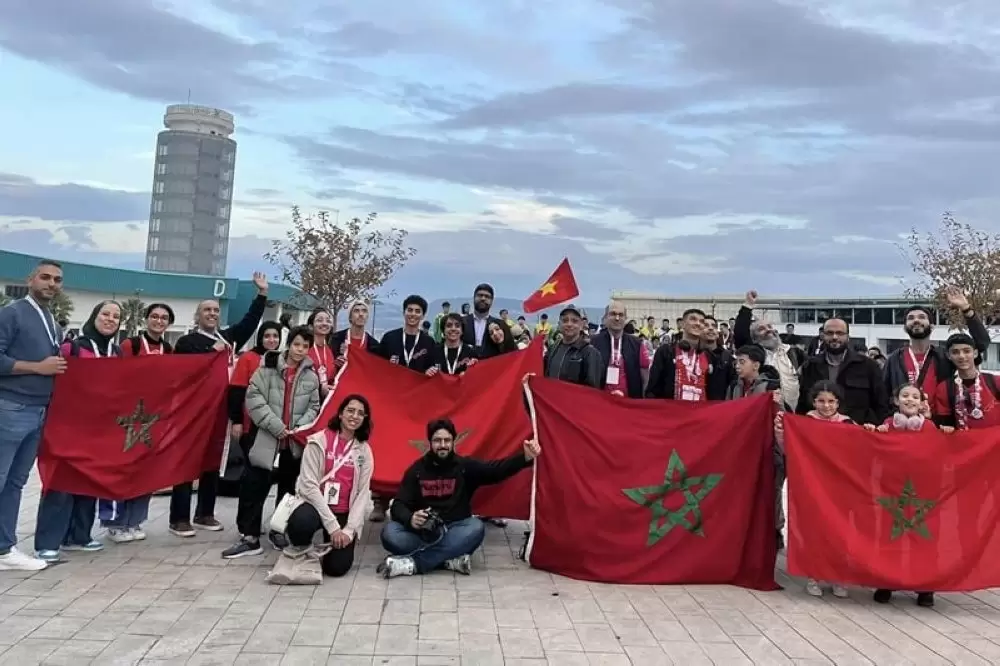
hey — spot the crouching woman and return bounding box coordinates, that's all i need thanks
[286,394,374,577]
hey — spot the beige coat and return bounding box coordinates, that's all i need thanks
[295,432,374,540]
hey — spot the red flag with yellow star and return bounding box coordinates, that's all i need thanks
[522,258,579,314]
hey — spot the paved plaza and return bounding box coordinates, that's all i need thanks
[5,473,1000,665]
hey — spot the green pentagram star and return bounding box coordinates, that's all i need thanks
[409,428,472,454]
[622,450,724,546]
[117,399,159,453]
[876,478,937,541]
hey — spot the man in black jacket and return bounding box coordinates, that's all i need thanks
[796,317,889,425]
[378,295,436,373]
[646,308,729,400]
[544,305,603,389]
[378,418,540,578]
[462,283,516,354]
[168,272,269,538]
[883,287,989,400]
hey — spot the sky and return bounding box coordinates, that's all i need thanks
[2,0,1000,304]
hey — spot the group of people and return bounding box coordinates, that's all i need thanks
[0,259,995,600]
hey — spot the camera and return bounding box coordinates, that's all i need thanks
[421,509,444,534]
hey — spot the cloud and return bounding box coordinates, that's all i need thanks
[0,173,148,222]
[7,0,1000,299]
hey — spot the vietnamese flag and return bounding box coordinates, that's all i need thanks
[38,353,230,499]
[785,415,1000,591]
[522,258,579,314]
[526,378,778,590]
[295,341,544,519]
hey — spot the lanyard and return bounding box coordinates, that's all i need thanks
[681,349,701,379]
[326,434,355,475]
[343,332,366,359]
[610,335,622,365]
[445,344,463,374]
[402,331,419,366]
[141,336,163,355]
[907,348,927,383]
[90,340,114,358]
[25,296,58,351]
[198,328,233,363]
[314,343,329,368]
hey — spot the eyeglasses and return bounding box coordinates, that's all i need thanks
[148,315,170,322]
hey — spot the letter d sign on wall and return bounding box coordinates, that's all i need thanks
[213,280,226,298]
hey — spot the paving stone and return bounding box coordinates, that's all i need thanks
[1,470,998,665]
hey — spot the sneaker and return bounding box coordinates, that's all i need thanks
[805,579,823,597]
[370,503,386,523]
[63,540,103,552]
[486,517,507,528]
[221,537,263,559]
[268,531,289,551]
[873,589,893,604]
[36,549,61,564]
[0,548,48,571]
[443,554,472,575]
[377,555,416,579]
[169,522,196,538]
[193,517,223,531]
[916,592,935,608]
[832,585,849,599]
[130,527,147,541]
[106,528,134,544]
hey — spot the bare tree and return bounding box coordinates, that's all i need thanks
[902,212,1000,326]
[265,207,417,327]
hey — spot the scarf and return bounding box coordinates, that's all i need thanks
[80,300,122,355]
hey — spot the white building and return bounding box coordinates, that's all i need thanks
[1,250,316,348]
[611,291,1000,370]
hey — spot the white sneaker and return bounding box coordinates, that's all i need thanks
[377,555,416,579]
[106,529,134,544]
[130,528,147,541]
[805,579,823,597]
[832,585,849,599]
[443,554,472,575]
[0,547,48,571]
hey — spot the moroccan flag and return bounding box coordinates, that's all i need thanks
[785,415,1000,591]
[38,353,230,499]
[295,341,544,519]
[522,258,579,314]
[526,378,778,590]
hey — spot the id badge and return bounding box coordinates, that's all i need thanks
[605,366,620,385]
[318,366,328,384]
[325,482,341,506]
[681,385,703,402]
[272,450,281,469]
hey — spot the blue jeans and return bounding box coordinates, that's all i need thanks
[98,496,150,529]
[34,491,96,551]
[381,516,485,573]
[0,398,46,554]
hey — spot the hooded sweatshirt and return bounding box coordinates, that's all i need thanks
[390,450,532,528]
[61,300,122,358]
[227,321,283,426]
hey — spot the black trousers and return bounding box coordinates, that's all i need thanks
[236,448,301,538]
[287,504,355,577]
[170,470,219,523]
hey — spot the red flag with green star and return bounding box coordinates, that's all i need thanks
[525,377,778,589]
[785,415,1000,591]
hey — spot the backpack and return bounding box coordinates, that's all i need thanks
[127,335,172,355]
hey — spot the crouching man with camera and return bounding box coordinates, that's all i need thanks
[377,417,541,578]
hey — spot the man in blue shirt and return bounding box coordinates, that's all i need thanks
[0,259,68,571]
